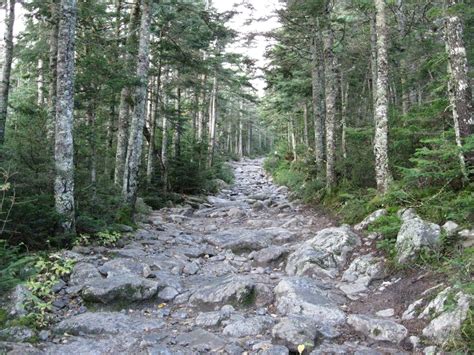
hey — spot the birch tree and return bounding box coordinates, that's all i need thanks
[373,0,391,193]
[122,0,152,208]
[0,0,15,144]
[54,0,77,234]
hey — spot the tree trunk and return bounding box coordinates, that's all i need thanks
[114,0,141,185]
[207,74,217,168]
[147,67,161,185]
[37,59,45,106]
[311,21,325,168]
[238,100,243,158]
[373,0,391,194]
[303,102,309,147]
[396,0,409,115]
[54,0,77,234]
[324,29,337,190]
[445,0,473,166]
[247,121,252,156]
[173,84,182,159]
[289,117,297,161]
[47,0,59,143]
[122,0,152,208]
[86,100,97,202]
[370,13,377,119]
[0,0,15,144]
[341,71,348,160]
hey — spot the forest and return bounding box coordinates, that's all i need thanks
[0,0,473,353]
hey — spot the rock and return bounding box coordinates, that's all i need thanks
[423,346,437,355]
[182,261,199,275]
[250,246,289,265]
[259,345,290,355]
[157,286,179,301]
[272,316,321,352]
[175,329,227,352]
[69,263,102,287]
[54,312,164,335]
[375,308,395,318]
[6,285,31,317]
[340,254,385,295]
[418,287,451,319]
[0,342,42,354]
[274,277,346,330]
[98,258,149,277]
[459,229,474,248]
[354,209,387,231]
[0,327,36,342]
[38,330,50,341]
[402,298,424,320]
[347,314,408,344]
[196,311,223,327]
[115,224,134,232]
[223,316,274,337]
[396,214,441,264]
[422,291,471,344]
[81,275,158,303]
[189,275,266,309]
[286,225,360,278]
[398,208,418,221]
[227,207,246,218]
[45,335,139,355]
[441,221,459,236]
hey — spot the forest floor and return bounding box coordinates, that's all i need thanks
[1,159,449,354]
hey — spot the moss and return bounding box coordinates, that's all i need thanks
[238,287,256,307]
[0,309,7,329]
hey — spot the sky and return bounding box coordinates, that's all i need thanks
[213,0,283,95]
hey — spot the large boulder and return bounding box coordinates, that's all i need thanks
[395,212,441,264]
[419,288,472,344]
[81,275,159,303]
[286,225,360,278]
[189,275,272,309]
[347,314,408,344]
[271,316,321,352]
[274,277,346,331]
[339,254,385,296]
[354,209,387,231]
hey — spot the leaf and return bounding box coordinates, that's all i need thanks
[297,344,305,354]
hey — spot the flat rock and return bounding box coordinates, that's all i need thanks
[81,275,158,303]
[347,314,408,344]
[54,312,164,335]
[250,246,289,265]
[272,316,321,352]
[175,328,227,352]
[223,316,274,337]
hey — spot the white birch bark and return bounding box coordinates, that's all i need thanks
[122,0,152,208]
[54,0,77,234]
[373,0,391,194]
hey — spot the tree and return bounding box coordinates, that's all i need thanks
[373,0,391,194]
[54,0,77,234]
[0,0,15,144]
[122,0,152,209]
[445,0,473,169]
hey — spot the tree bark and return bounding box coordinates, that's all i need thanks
[114,0,141,185]
[370,13,378,119]
[0,0,15,144]
[324,29,337,190]
[54,0,77,234]
[122,0,152,208]
[445,0,473,166]
[238,100,243,158]
[47,0,59,143]
[341,71,348,160]
[373,0,391,194]
[146,67,161,185]
[303,102,309,147]
[207,74,217,167]
[311,20,325,168]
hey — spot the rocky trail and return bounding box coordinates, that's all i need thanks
[1,159,470,354]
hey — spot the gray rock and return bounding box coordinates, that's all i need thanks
[259,345,290,355]
[45,335,139,355]
[340,254,385,295]
[459,229,474,248]
[175,328,227,352]
[347,314,408,343]
[0,342,42,355]
[223,316,274,337]
[251,246,289,265]
[272,316,321,352]
[286,225,360,278]
[81,275,158,303]
[354,209,387,231]
[157,286,179,301]
[422,291,472,344]
[227,207,246,218]
[441,221,459,236]
[6,285,31,317]
[69,262,102,286]
[375,308,395,318]
[402,298,424,320]
[0,327,36,342]
[196,311,223,327]
[98,258,148,277]
[183,261,199,275]
[54,312,164,335]
[274,277,346,327]
[189,275,266,309]
[396,214,441,264]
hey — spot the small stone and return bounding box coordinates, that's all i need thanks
[157,286,179,301]
[376,308,395,318]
